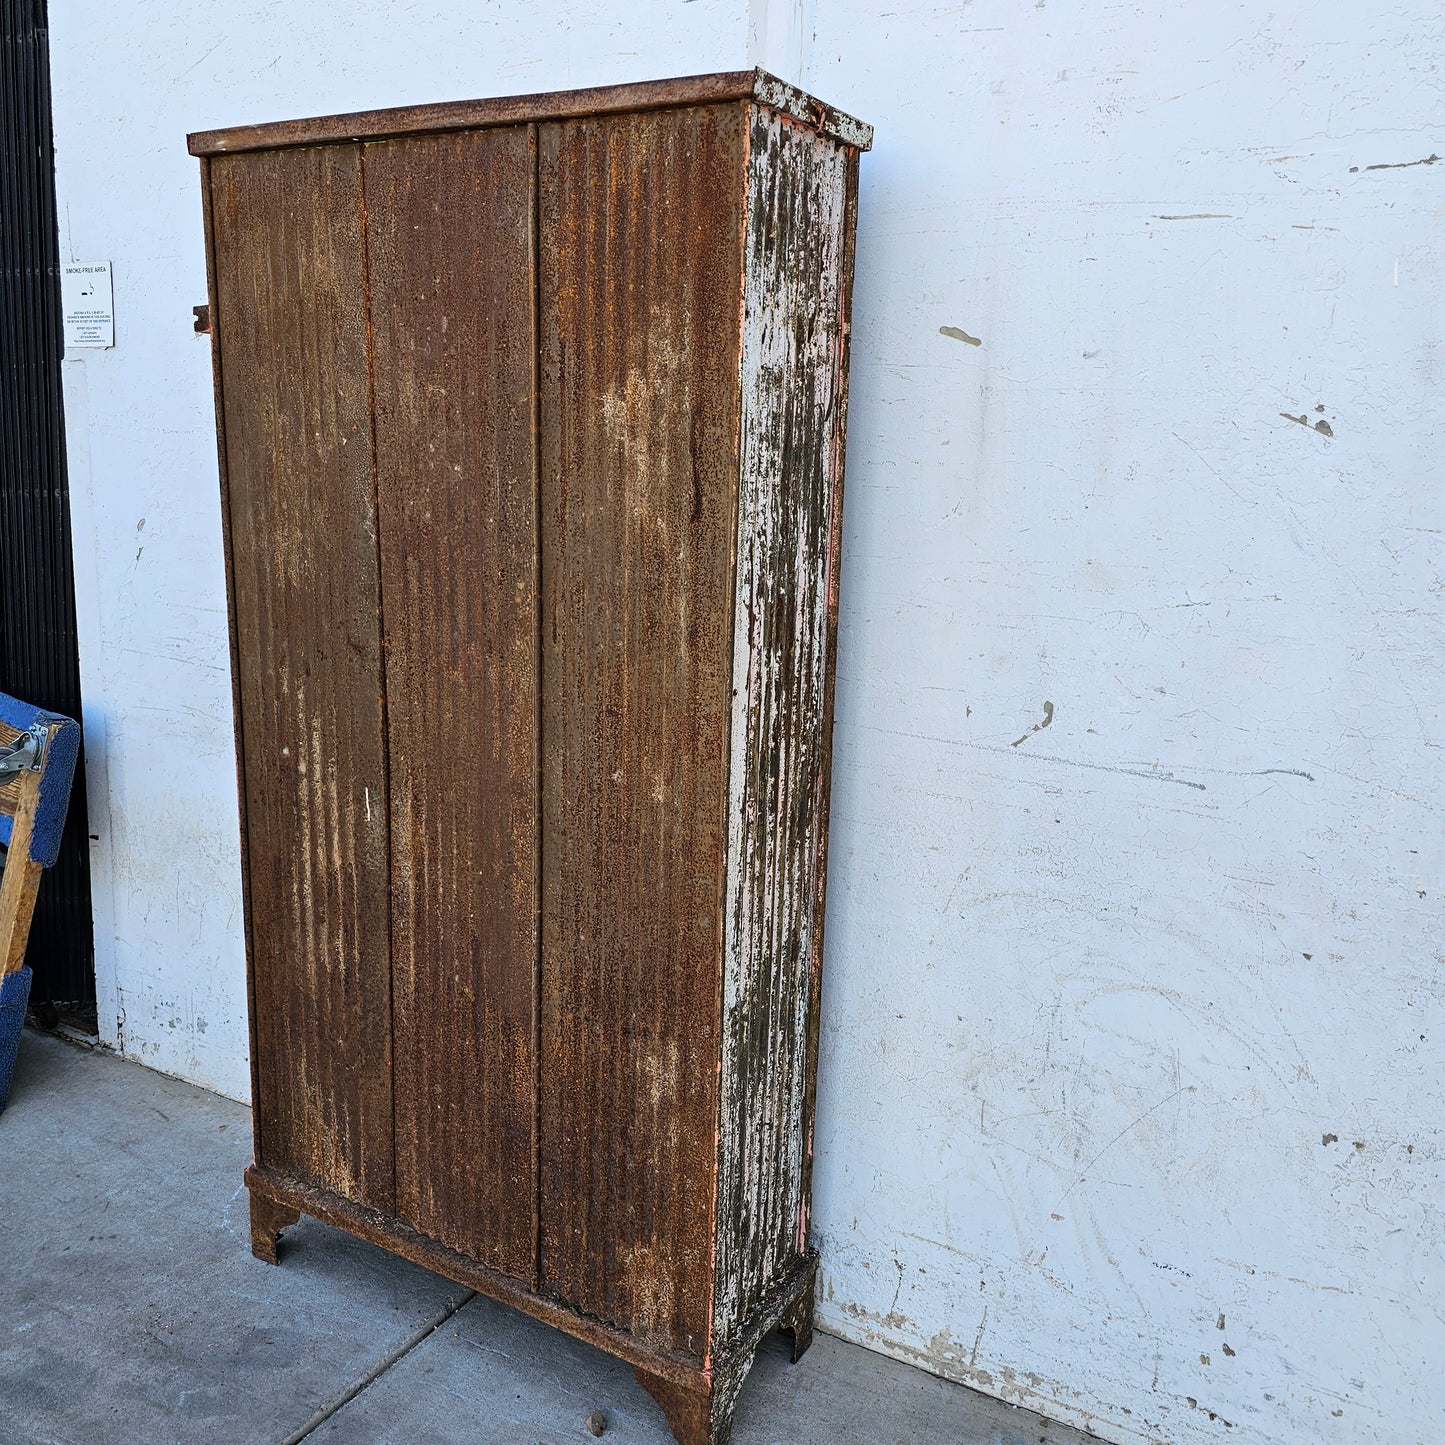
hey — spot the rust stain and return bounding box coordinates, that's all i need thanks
[714,105,851,1350]
[365,124,540,1277]
[209,141,394,1211]
[188,70,873,158]
[536,100,744,1360]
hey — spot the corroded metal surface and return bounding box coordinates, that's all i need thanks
[245,1161,815,1393]
[714,108,852,1345]
[186,70,872,157]
[799,144,861,1275]
[209,143,395,1210]
[201,76,866,1445]
[537,102,745,1358]
[365,124,540,1280]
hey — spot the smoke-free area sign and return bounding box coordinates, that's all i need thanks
[61,261,114,348]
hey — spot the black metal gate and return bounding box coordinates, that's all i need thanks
[0,0,95,1021]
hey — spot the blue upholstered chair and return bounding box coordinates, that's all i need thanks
[0,692,81,1111]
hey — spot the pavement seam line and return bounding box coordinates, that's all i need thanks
[278,1289,478,1444]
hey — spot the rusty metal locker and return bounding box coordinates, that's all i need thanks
[189,71,870,1445]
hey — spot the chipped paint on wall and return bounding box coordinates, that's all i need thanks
[788,4,1445,1443]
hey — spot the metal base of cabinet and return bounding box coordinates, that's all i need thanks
[631,1272,816,1445]
[245,1164,817,1445]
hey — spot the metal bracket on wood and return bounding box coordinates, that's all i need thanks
[0,724,47,782]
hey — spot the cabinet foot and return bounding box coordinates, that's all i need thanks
[633,1363,741,1445]
[249,1184,300,1265]
[780,1272,815,1363]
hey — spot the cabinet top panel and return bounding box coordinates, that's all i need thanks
[187,69,872,158]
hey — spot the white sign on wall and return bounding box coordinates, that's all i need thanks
[61,260,114,348]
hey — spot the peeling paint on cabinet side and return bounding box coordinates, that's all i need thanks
[714,107,853,1345]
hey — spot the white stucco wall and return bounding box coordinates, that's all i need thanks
[49,4,1443,1443]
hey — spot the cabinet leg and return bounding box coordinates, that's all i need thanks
[633,1364,739,1445]
[249,1184,300,1265]
[781,1273,816,1364]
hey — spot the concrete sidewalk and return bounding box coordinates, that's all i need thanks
[0,1031,1091,1445]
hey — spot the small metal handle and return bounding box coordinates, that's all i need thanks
[0,723,47,783]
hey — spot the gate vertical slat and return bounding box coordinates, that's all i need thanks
[0,0,95,1018]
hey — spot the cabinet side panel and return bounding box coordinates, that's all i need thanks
[364,126,539,1280]
[538,103,746,1357]
[209,146,394,1209]
[201,158,263,1122]
[714,110,851,1342]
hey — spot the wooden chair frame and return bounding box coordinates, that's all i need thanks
[0,701,80,984]
[1,735,47,977]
